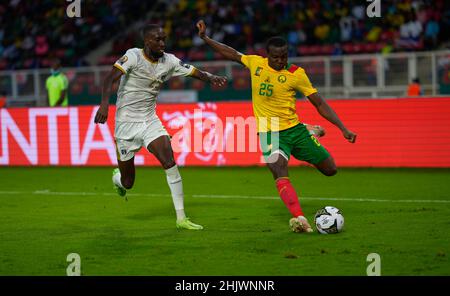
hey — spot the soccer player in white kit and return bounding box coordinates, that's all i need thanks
[94,24,227,230]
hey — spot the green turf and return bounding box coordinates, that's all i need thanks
[0,167,449,275]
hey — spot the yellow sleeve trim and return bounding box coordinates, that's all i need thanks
[113,63,126,74]
[304,90,318,97]
[187,66,197,77]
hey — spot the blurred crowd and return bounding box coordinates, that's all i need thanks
[0,0,157,69]
[0,0,449,69]
[142,0,448,60]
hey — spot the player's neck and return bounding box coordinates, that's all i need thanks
[143,48,160,62]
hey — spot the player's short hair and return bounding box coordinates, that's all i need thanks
[265,36,288,52]
[141,24,161,39]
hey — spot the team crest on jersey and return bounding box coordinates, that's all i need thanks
[118,55,128,65]
[278,75,287,83]
[255,67,263,76]
[179,61,190,69]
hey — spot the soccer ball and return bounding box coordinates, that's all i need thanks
[314,206,344,234]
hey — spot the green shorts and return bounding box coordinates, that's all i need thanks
[259,123,330,164]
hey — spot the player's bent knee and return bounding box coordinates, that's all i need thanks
[323,167,337,176]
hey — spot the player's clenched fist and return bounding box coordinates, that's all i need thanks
[343,129,357,143]
[196,20,207,38]
[209,75,227,87]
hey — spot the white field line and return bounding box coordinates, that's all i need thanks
[0,190,449,204]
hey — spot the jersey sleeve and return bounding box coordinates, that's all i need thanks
[170,55,195,77]
[293,68,318,97]
[114,49,137,74]
[240,55,259,70]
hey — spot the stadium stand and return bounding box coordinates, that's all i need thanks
[0,0,161,70]
[0,0,448,70]
[104,0,449,62]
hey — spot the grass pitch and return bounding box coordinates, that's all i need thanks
[0,166,449,275]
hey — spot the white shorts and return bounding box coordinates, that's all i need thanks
[114,116,169,161]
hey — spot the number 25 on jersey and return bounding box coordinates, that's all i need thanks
[259,83,273,97]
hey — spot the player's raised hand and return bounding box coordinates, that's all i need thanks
[209,75,227,87]
[343,129,357,143]
[196,20,207,38]
[94,104,108,124]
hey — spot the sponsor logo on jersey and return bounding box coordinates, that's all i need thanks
[118,55,128,65]
[255,67,263,76]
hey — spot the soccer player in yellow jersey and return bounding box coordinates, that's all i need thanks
[197,20,357,233]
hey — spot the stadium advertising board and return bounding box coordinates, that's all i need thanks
[1,98,449,167]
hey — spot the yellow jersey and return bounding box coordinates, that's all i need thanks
[241,55,317,132]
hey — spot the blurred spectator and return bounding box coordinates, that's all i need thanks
[314,21,330,43]
[339,15,354,43]
[352,3,365,20]
[35,35,49,57]
[332,43,343,56]
[352,20,365,41]
[381,41,395,55]
[46,59,68,107]
[398,12,423,49]
[424,16,440,49]
[366,25,382,43]
[407,78,423,96]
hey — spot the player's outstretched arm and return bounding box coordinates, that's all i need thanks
[94,67,123,124]
[307,93,357,143]
[190,68,227,88]
[196,20,243,64]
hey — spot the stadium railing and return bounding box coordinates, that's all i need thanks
[1,50,449,107]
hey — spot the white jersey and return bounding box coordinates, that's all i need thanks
[113,48,195,122]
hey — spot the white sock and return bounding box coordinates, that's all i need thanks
[112,170,125,189]
[165,165,186,221]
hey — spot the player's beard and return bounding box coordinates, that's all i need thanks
[150,49,164,59]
